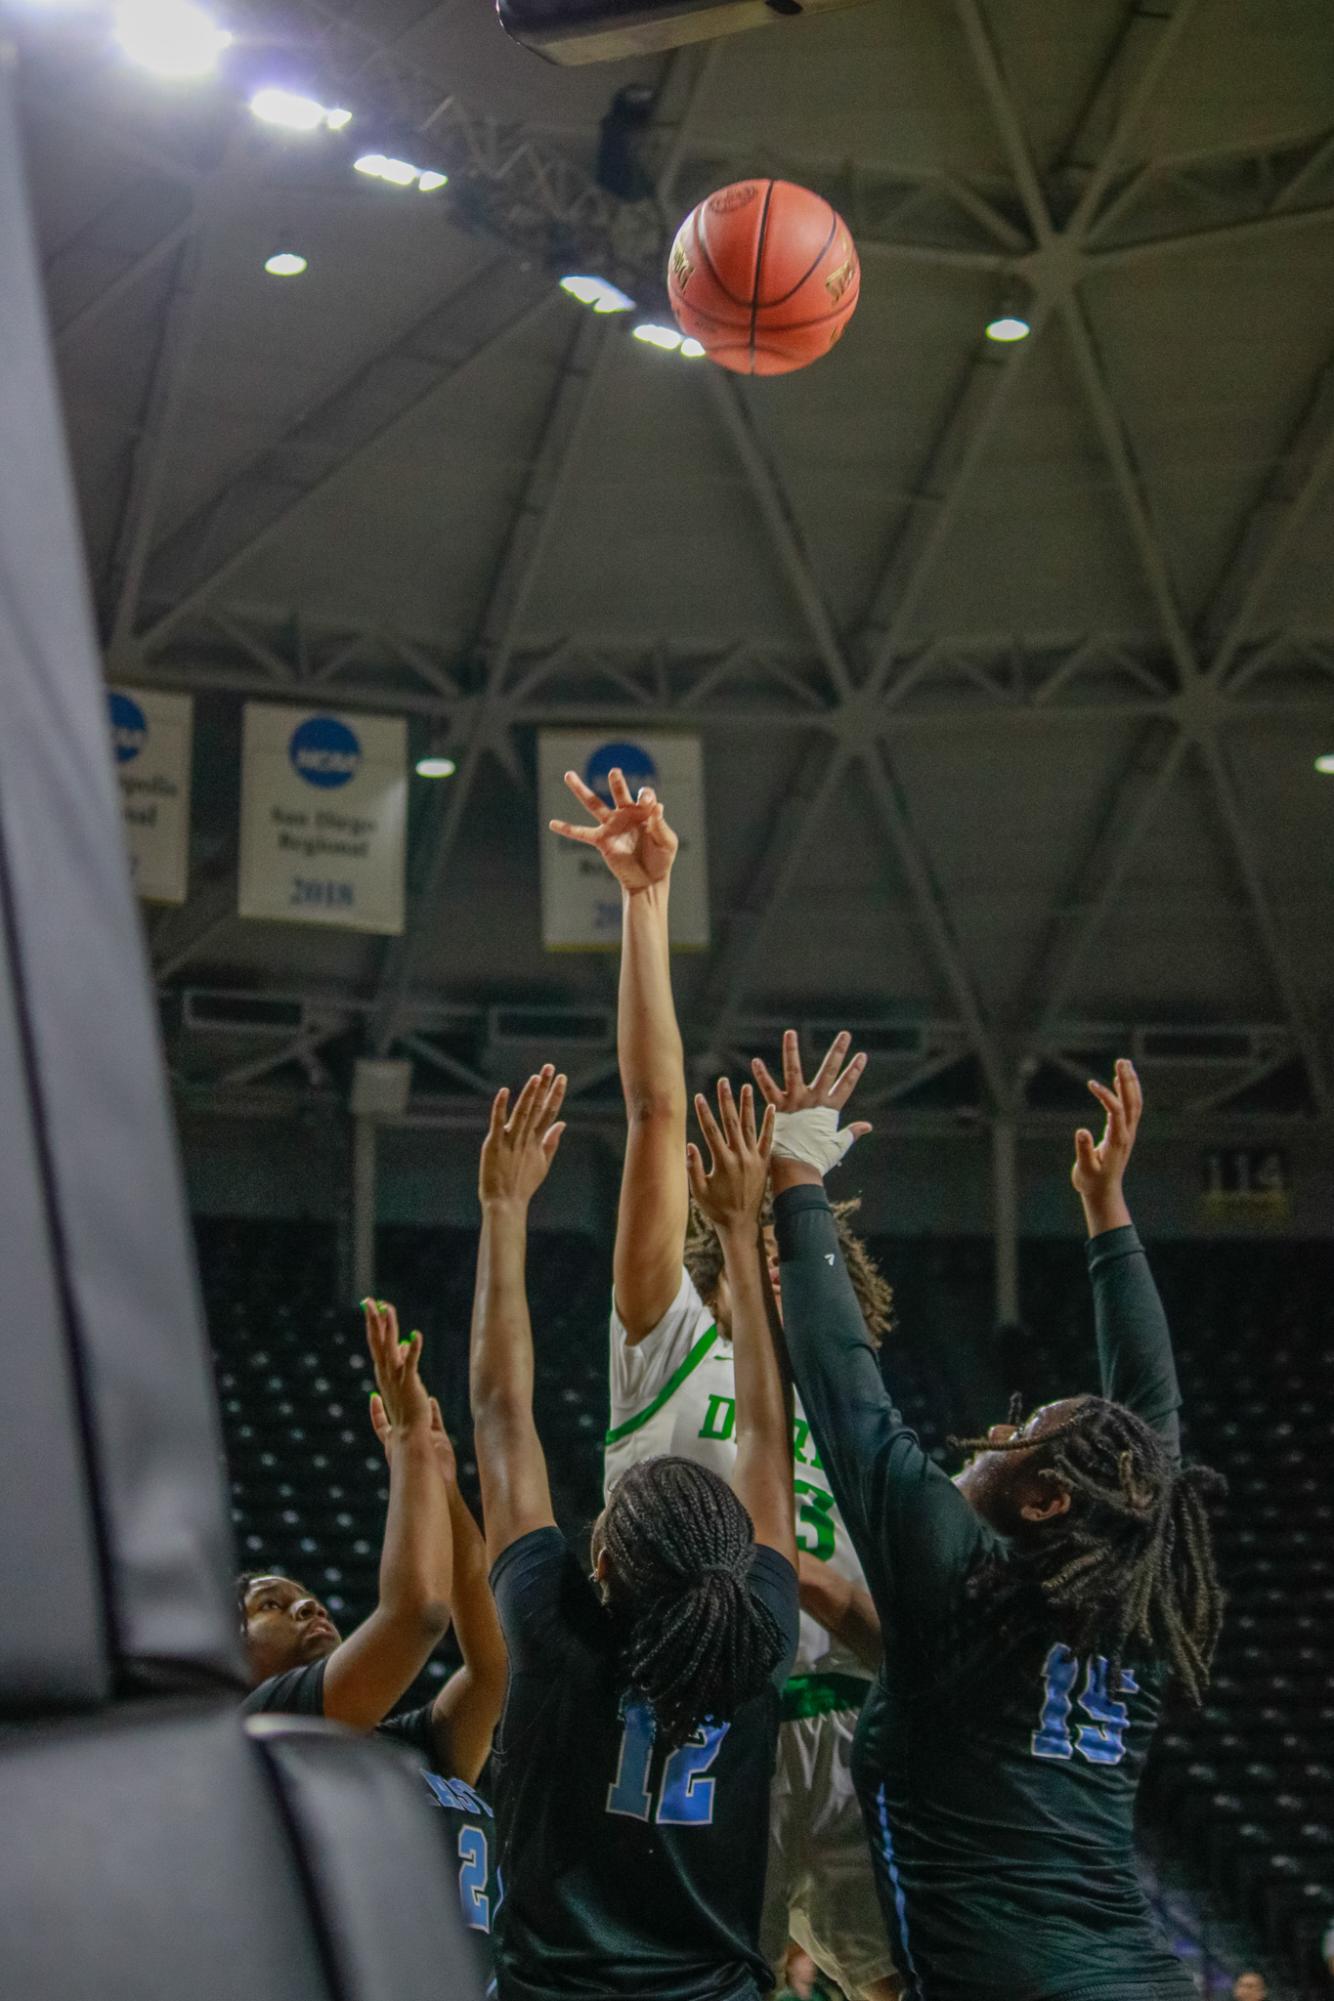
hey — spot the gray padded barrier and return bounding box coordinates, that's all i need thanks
[0,1704,332,2001]
[249,1717,486,2001]
[0,43,242,1697]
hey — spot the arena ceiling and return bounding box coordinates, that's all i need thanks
[13,0,1334,1132]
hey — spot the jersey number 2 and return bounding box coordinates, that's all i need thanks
[1032,1643,1139,1766]
[606,1700,729,1826]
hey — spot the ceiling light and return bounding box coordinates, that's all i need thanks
[250,87,349,133]
[113,1,232,78]
[633,322,682,352]
[414,756,457,779]
[1316,753,1334,775]
[264,251,307,276]
[416,170,448,193]
[679,338,705,359]
[985,313,1031,344]
[560,274,635,315]
[354,152,418,187]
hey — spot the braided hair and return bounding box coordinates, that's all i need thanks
[950,1396,1225,1705]
[596,1456,786,1747]
[685,1194,894,1344]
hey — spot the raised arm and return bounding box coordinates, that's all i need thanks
[686,1079,794,1562]
[469,1068,567,1564]
[369,1393,507,1785]
[551,768,684,1342]
[758,1032,988,1629]
[1074,1057,1181,1458]
[321,1304,453,1730]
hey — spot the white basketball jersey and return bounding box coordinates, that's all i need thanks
[604,1268,873,1683]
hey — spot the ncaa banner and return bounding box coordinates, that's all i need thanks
[107,686,192,904]
[239,705,406,934]
[539,730,709,950]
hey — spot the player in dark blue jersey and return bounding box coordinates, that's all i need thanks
[760,1039,1224,2001]
[469,1065,801,2001]
[240,1299,508,1986]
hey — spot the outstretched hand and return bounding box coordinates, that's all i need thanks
[362,1297,433,1435]
[1072,1056,1141,1233]
[479,1066,567,1210]
[371,1379,458,1486]
[751,1030,871,1178]
[686,1078,775,1236]
[548,767,678,895]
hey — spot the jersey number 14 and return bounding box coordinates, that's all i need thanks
[1031,1643,1139,1766]
[606,1701,730,1826]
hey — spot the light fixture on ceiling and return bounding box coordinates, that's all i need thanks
[632,322,683,352]
[250,87,351,133]
[264,250,308,277]
[1315,753,1334,775]
[113,1,232,78]
[415,754,458,780]
[679,337,705,359]
[985,299,1031,343]
[353,152,447,192]
[560,275,635,315]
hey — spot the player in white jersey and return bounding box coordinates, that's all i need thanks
[551,767,903,2001]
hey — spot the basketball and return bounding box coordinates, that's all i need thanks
[667,178,860,377]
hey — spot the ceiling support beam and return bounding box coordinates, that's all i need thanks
[53,213,195,353]
[1064,0,1206,238]
[368,317,614,1055]
[1095,200,1334,266]
[1197,729,1328,1108]
[124,283,553,664]
[953,0,1052,246]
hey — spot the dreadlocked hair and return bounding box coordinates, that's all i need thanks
[949,1396,1226,1706]
[684,1193,894,1344]
[598,1456,786,1748]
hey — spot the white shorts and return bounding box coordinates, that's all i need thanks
[761,1704,900,1998]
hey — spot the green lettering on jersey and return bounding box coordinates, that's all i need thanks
[794,1479,837,1562]
[791,1418,824,1469]
[699,1393,736,1442]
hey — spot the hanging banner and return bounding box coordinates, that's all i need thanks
[539,730,709,949]
[107,686,192,905]
[239,704,406,934]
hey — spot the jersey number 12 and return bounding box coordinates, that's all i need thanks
[606,1701,729,1826]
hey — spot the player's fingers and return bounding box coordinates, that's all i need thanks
[508,1069,546,1140]
[607,766,634,809]
[693,1090,725,1168]
[563,770,610,822]
[548,819,601,846]
[1074,1128,1098,1168]
[637,787,656,807]
[381,1301,399,1348]
[1087,1078,1121,1122]
[717,1076,743,1149]
[830,1050,868,1108]
[811,1030,851,1096]
[738,1081,757,1148]
[848,1120,873,1140]
[487,1087,509,1141]
[369,1391,389,1441]
[756,1100,776,1158]
[542,1121,566,1163]
[685,1143,708,1208]
[750,1056,783,1107]
[400,1329,424,1378]
[781,1028,803,1096]
[428,1396,444,1433]
[1117,1056,1143,1126]
[538,1070,568,1132]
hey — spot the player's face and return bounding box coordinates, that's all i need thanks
[242,1574,341,1684]
[712,1225,782,1333]
[952,1397,1086,1533]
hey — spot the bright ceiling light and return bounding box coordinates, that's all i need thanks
[633,322,682,352]
[250,87,349,133]
[114,1,232,79]
[560,274,635,315]
[414,756,457,779]
[417,170,448,192]
[1315,753,1334,775]
[354,152,418,187]
[985,313,1031,343]
[679,337,705,359]
[264,251,307,276]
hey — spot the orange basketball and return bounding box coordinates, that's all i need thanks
[667,179,860,377]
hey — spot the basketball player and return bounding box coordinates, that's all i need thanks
[470,1065,801,2001]
[550,771,902,2001]
[240,1300,506,1987]
[764,1040,1224,2001]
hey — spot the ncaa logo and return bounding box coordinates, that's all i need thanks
[585,740,657,807]
[289,714,361,789]
[109,690,148,765]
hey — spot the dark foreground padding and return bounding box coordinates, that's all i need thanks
[250,1717,485,2001]
[0,50,241,1698]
